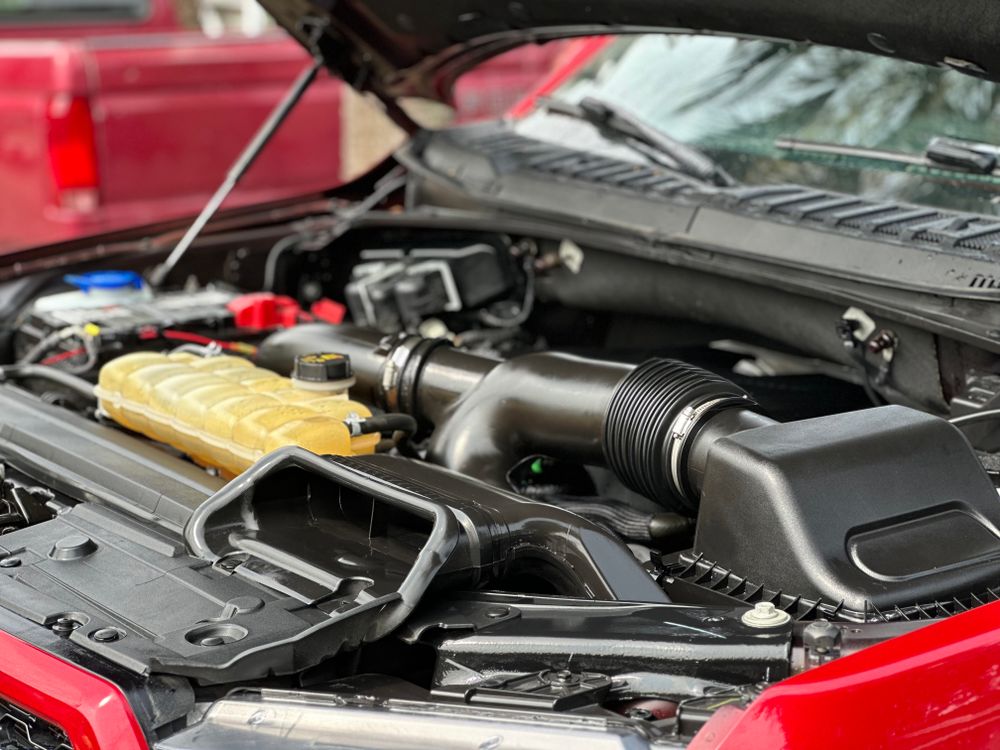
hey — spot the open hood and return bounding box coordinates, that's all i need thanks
[259,0,1000,112]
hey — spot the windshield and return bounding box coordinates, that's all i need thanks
[523,34,1000,215]
[0,0,148,23]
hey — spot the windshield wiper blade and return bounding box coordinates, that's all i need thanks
[540,96,737,187]
[776,136,1000,176]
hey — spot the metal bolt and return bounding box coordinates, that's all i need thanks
[803,620,842,655]
[741,601,791,628]
[867,329,897,354]
[484,606,510,619]
[0,557,21,568]
[553,669,575,684]
[51,617,82,635]
[91,627,123,643]
[198,635,226,647]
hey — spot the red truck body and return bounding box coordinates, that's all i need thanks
[0,0,562,252]
[0,32,343,251]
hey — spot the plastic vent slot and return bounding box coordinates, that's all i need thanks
[468,131,691,198]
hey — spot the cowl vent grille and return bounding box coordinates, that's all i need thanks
[469,131,692,197]
[465,129,1000,269]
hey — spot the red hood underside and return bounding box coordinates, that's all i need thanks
[694,600,1000,749]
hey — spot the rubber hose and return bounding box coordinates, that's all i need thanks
[0,365,96,402]
[603,359,753,512]
[357,413,419,436]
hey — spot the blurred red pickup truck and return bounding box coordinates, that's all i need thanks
[0,0,564,251]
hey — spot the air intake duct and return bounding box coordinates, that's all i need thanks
[258,325,1000,619]
[257,325,770,512]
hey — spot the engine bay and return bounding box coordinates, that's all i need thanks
[1,210,1000,747]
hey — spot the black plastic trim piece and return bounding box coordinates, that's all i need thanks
[417,125,1000,302]
[185,446,460,639]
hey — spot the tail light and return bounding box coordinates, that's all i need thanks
[45,94,100,212]
[0,628,146,750]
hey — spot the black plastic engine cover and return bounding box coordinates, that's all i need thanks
[694,405,1000,614]
[0,447,664,685]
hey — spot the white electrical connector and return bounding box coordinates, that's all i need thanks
[841,306,877,342]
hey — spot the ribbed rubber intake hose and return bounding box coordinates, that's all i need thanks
[602,359,757,513]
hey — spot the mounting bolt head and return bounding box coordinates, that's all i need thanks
[50,617,82,635]
[544,669,580,686]
[803,620,842,654]
[741,601,791,628]
[867,330,897,354]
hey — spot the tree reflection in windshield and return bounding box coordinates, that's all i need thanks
[529,34,1000,214]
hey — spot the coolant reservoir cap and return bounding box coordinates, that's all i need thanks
[293,352,353,383]
[64,270,145,293]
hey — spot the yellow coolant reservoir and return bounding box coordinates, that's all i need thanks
[95,351,379,476]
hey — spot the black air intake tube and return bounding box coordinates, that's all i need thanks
[258,325,771,512]
[258,327,1000,619]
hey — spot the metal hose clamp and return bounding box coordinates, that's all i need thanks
[666,394,750,504]
[378,335,422,412]
[377,334,451,416]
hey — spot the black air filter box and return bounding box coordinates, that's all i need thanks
[694,405,1000,613]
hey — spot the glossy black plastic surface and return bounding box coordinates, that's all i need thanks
[695,405,1000,613]
[258,325,630,488]
[0,384,223,532]
[320,454,670,603]
[427,352,630,486]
